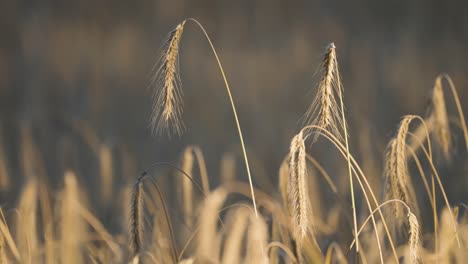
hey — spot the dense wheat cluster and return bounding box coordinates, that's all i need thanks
[1,17,468,264]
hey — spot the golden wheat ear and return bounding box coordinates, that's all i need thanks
[129,173,145,257]
[287,132,314,242]
[430,77,452,160]
[150,21,186,136]
[302,42,359,253]
[150,18,259,217]
[304,42,344,142]
[384,116,420,229]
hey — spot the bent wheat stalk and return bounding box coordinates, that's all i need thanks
[150,18,258,216]
[350,199,421,264]
[303,43,358,254]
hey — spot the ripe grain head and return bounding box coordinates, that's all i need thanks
[151,21,186,136]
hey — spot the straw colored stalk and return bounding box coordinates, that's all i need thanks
[303,42,357,252]
[0,227,5,264]
[180,146,194,228]
[151,18,259,217]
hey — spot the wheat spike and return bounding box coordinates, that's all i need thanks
[304,43,344,142]
[197,188,227,262]
[129,173,145,257]
[431,77,452,160]
[222,207,250,264]
[288,132,312,241]
[15,178,38,262]
[245,214,269,264]
[60,171,85,264]
[408,211,421,264]
[151,21,186,136]
[384,116,420,227]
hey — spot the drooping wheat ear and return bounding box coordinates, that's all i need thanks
[438,206,458,261]
[304,43,344,142]
[60,171,85,264]
[384,116,420,226]
[197,188,227,262]
[152,18,258,216]
[245,214,269,264]
[129,173,145,257]
[431,77,452,160]
[408,211,421,264]
[222,207,250,264]
[180,146,194,228]
[16,178,38,261]
[303,43,358,251]
[288,132,311,241]
[151,21,186,136]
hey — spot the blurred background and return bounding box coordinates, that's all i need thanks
[1,0,467,221]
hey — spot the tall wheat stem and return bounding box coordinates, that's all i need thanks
[185,18,258,216]
[336,70,358,254]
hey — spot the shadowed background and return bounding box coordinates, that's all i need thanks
[1,0,467,227]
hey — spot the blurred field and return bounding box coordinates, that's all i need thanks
[0,0,468,263]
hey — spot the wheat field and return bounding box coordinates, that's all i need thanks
[1,2,468,263]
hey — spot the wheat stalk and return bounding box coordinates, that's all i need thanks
[180,146,194,228]
[303,42,358,252]
[151,18,258,217]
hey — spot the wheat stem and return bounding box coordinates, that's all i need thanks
[185,18,258,217]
